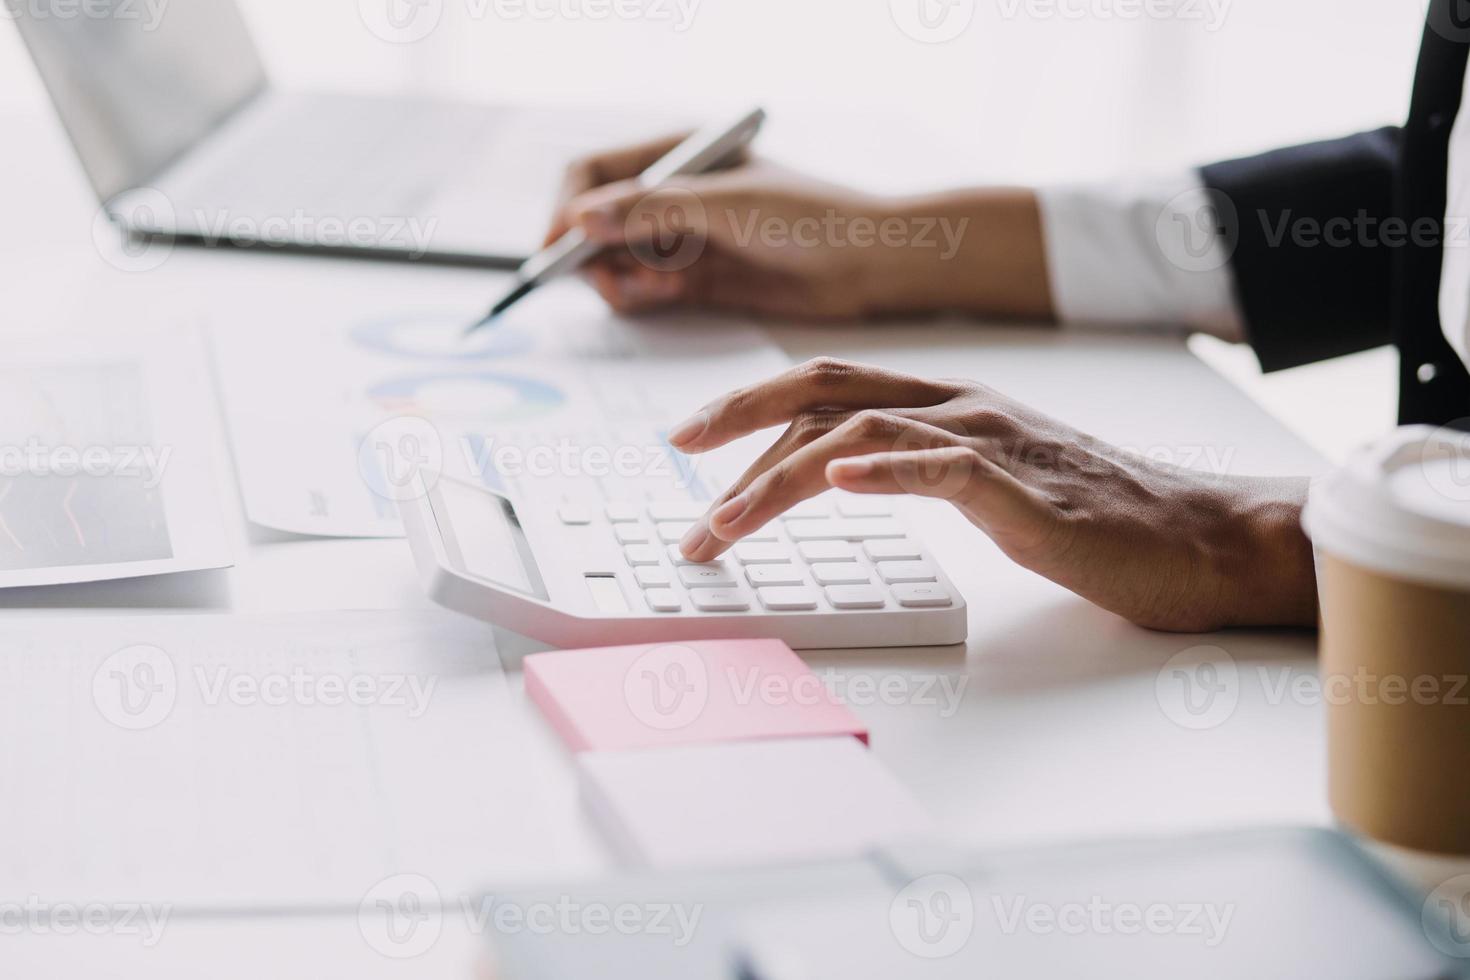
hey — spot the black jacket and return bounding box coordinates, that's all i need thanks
[1200,0,1470,430]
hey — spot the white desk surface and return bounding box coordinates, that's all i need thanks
[2,110,1444,979]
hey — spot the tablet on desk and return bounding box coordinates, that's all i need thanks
[735,829,1470,980]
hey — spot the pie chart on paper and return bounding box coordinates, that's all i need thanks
[349,314,534,361]
[367,372,566,423]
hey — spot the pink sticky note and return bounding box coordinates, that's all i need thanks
[524,639,869,753]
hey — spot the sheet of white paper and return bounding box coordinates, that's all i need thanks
[0,611,567,907]
[0,328,235,587]
[578,737,935,870]
[207,263,792,537]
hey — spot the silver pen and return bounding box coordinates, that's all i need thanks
[466,107,766,333]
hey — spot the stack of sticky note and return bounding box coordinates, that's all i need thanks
[524,639,934,869]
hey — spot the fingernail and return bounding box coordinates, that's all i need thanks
[711,494,749,528]
[667,411,709,448]
[830,457,874,479]
[680,521,710,555]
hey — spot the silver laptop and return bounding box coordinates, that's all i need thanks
[14,0,663,265]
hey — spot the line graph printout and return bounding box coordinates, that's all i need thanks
[0,363,170,571]
[0,331,234,587]
[209,264,791,537]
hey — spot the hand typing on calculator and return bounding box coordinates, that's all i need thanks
[669,358,1318,633]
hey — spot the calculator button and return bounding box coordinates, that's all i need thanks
[667,545,704,565]
[824,585,886,610]
[891,583,954,608]
[811,563,872,586]
[648,501,708,522]
[877,561,938,584]
[734,543,788,565]
[837,497,894,518]
[747,565,805,587]
[605,502,640,523]
[635,566,672,589]
[557,504,592,526]
[757,587,819,611]
[624,545,661,566]
[797,541,857,563]
[678,564,737,588]
[690,588,751,612]
[645,589,683,613]
[778,499,830,520]
[786,519,904,541]
[615,524,650,545]
[657,522,696,544]
[863,539,923,562]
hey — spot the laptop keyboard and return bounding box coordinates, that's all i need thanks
[187,97,495,217]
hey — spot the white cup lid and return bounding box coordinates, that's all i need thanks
[1302,425,1470,591]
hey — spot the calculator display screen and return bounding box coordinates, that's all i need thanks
[431,480,548,600]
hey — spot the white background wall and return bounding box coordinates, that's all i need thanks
[0,0,1431,456]
[1,0,1429,182]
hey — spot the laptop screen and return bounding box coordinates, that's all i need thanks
[13,0,267,201]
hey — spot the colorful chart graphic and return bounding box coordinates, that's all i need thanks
[0,474,173,572]
[0,363,173,571]
[349,314,534,361]
[367,372,566,423]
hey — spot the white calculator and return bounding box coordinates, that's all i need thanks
[400,474,968,649]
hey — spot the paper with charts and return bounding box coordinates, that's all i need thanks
[0,329,234,587]
[209,266,792,537]
[0,611,574,906]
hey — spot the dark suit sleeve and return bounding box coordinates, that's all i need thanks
[1200,127,1402,372]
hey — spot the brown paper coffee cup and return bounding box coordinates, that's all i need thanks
[1304,425,1470,856]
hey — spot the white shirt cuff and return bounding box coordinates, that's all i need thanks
[1037,172,1245,341]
